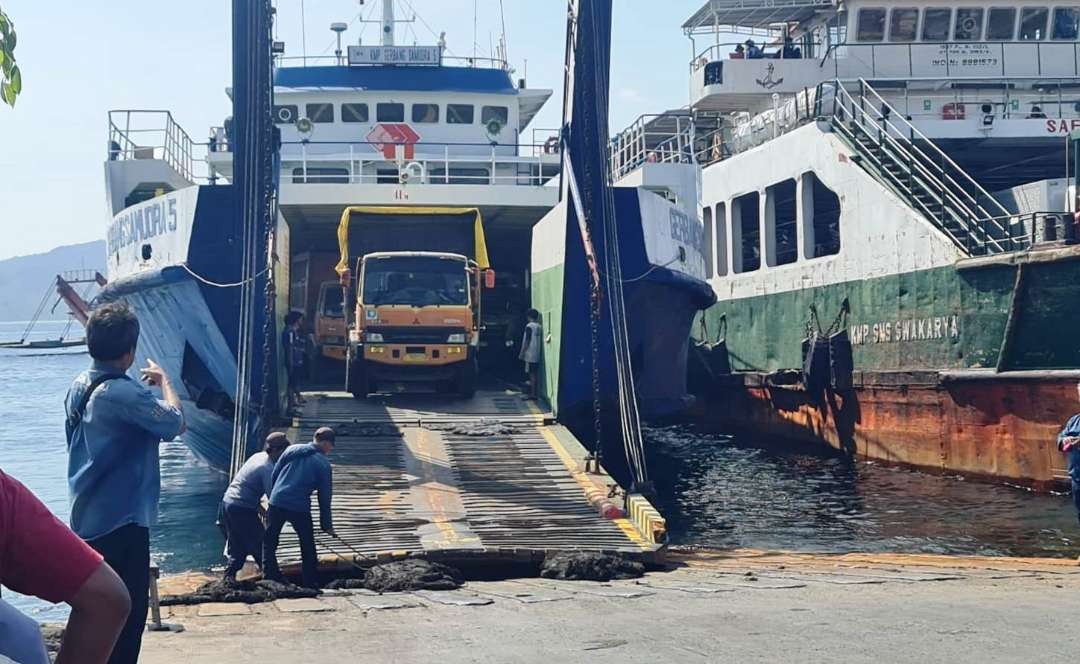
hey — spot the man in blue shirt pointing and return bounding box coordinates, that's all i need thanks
[263,426,335,588]
[65,302,185,664]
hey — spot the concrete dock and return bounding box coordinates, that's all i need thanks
[271,389,665,575]
[145,549,1080,663]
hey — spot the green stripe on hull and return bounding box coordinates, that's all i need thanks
[699,256,1080,372]
[531,263,565,411]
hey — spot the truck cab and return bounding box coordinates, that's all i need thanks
[314,280,347,362]
[347,251,480,398]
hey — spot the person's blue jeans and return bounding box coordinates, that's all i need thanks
[262,505,319,588]
[87,524,149,664]
[222,502,264,578]
[1069,447,1080,526]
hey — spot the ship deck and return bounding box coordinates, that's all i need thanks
[273,389,666,575]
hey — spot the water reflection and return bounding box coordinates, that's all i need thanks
[646,424,1079,558]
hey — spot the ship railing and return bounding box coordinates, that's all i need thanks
[828,79,1015,254]
[276,140,558,186]
[967,211,1075,254]
[695,74,1080,165]
[107,110,197,183]
[274,54,510,70]
[609,113,696,180]
[694,86,823,165]
[693,40,1080,82]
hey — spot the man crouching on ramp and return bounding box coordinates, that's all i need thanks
[262,426,336,588]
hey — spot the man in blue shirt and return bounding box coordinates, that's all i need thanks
[220,432,290,581]
[1058,383,1080,526]
[262,426,335,588]
[65,302,185,664]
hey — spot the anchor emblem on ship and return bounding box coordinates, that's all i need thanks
[755,63,784,89]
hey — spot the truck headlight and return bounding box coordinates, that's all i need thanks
[447,333,466,344]
[365,332,384,343]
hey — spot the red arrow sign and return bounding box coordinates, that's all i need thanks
[367,123,421,160]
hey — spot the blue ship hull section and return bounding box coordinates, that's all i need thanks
[100,185,265,471]
[559,187,715,421]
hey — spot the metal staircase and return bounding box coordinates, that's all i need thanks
[825,79,1025,256]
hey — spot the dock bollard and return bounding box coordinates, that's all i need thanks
[146,566,184,633]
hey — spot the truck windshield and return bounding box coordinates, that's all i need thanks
[321,284,344,317]
[362,256,469,306]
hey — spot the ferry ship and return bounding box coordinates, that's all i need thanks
[682,0,1080,488]
[99,0,712,470]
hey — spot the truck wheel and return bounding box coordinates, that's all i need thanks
[457,358,477,399]
[347,356,369,399]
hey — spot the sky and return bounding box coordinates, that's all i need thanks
[0,0,705,261]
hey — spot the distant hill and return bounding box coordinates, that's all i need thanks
[0,241,106,322]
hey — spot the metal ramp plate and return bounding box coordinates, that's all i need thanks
[273,391,663,569]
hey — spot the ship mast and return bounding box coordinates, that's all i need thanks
[382,0,394,46]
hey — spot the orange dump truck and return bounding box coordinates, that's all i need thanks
[334,207,492,399]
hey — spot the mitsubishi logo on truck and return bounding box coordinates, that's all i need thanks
[367,123,421,160]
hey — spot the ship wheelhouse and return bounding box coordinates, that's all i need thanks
[688,0,1080,190]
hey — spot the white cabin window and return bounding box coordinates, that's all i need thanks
[733,192,761,274]
[802,173,841,259]
[376,103,404,122]
[889,8,919,41]
[273,104,298,125]
[702,206,714,279]
[987,8,1017,39]
[1052,7,1080,39]
[447,104,474,124]
[715,203,728,277]
[412,103,440,123]
[856,8,886,41]
[921,8,952,41]
[342,103,369,123]
[1019,7,1049,40]
[766,180,798,267]
[306,103,333,123]
[481,106,509,126]
[954,8,985,41]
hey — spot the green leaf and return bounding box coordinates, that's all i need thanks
[0,82,13,107]
[7,27,14,50]
[0,49,5,69]
[9,65,19,95]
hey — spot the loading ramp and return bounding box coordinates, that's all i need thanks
[273,389,666,574]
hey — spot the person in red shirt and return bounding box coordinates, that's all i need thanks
[0,469,130,664]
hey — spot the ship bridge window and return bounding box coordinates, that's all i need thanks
[342,103,369,123]
[703,206,714,278]
[447,104,474,124]
[921,8,952,41]
[889,8,919,41]
[306,103,334,123]
[732,192,761,274]
[802,173,841,259]
[430,167,490,185]
[412,103,440,123]
[273,104,298,125]
[376,103,405,122]
[766,180,798,267]
[1052,7,1080,39]
[1020,7,1049,40]
[481,106,509,126]
[856,8,886,41]
[954,8,984,41]
[987,8,1017,39]
[714,203,728,277]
